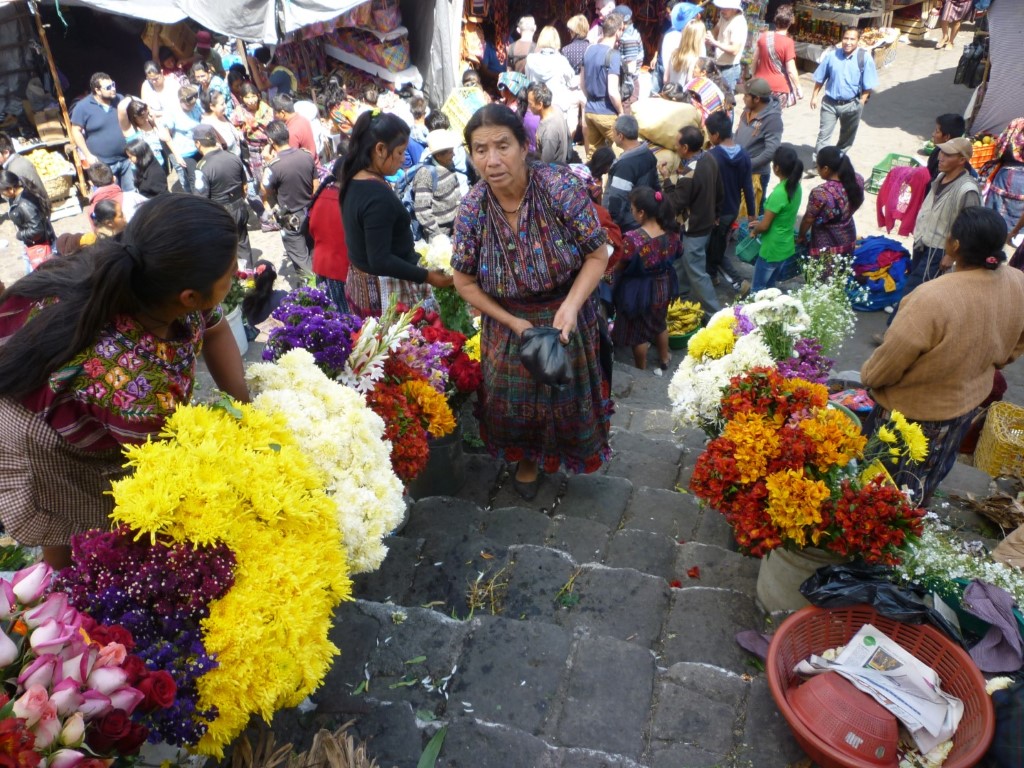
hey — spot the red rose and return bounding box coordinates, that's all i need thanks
[100,625,135,652]
[87,709,131,754]
[114,723,148,756]
[135,670,176,711]
[120,654,148,686]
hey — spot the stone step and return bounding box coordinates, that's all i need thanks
[314,597,788,768]
[659,587,765,674]
[320,600,660,766]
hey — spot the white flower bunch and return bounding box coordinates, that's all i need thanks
[895,514,1024,610]
[668,331,774,430]
[740,288,811,337]
[247,349,406,573]
[339,305,415,393]
[415,234,454,275]
[792,255,857,355]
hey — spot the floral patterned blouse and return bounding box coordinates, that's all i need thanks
[451,162,607,301]
[0,295,222,451]
[805,176,863,255]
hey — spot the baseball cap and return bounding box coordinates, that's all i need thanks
[936,137,973,160]
[614,4,633,23]
[192,124,218,142]
[745,78,772,99]
[195,30,213,51]
[713,0,743,9]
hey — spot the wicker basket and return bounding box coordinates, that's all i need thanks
[975,401,1024,477]
[42,174,73,202]
[767,605,994,768]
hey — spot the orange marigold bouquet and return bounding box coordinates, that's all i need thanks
[689,368,925,565]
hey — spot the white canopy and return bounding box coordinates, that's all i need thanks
[21,0,367,42]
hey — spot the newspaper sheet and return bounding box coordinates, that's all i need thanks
[793,623,964,754]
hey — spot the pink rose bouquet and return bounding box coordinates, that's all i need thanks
[0,563,175,767]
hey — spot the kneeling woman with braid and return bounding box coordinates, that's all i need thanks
[0,194,249,568]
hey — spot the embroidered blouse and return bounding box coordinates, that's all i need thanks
[451,162,607,301]
[0,295,222,451]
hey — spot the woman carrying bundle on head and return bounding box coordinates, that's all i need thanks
[611,186,680,374]
[862,207,1024,507]
[798,145,864,257]
[748,144,803,291]
[0,195,248,569]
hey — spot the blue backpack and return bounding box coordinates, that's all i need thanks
[395,161,438,241]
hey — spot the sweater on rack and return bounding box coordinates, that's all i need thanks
[861,267,1024,421]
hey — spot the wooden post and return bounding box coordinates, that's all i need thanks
[29,0,88,198]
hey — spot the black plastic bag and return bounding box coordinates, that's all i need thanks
[800,562,965,646]
[520,327,571,387]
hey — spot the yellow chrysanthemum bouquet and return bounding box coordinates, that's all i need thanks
[107,397,354,758]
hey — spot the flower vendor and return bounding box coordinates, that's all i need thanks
[0,195,247,569]
[862,207,1024,506]
[339,110,453,318]
[452,104,612,500]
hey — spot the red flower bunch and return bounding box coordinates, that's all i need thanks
[0,709,39,768]
[828,479,925,565]
[449,353,482,394]
[690,369,920,564]
[366,382,429,483]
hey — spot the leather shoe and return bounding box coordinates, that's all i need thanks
[871,333,886,346]
[512,474,542,501]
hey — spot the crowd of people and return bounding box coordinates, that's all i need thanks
[0,0,1020,526]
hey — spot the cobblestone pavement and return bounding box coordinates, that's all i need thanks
[0,26,1011,768]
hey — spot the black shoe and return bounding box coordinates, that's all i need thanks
[512,475,542,501]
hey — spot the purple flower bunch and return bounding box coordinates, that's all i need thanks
[263,287,363,378]
[732,306,755,336]
[777,337,834,384]
[393,328,452,393]
[55,526,236,747]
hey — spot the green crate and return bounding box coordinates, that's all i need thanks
[865,153,920,195]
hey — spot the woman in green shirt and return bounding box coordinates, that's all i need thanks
[749,145,803,291]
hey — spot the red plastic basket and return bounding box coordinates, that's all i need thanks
[767,605,995,768]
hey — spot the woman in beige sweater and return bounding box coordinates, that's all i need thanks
[862,206,1024,506]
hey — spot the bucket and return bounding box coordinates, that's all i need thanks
[406,424,466,500]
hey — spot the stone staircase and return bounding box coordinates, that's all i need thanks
[267,362,812,768]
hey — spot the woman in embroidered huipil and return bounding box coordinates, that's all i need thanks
[798,145,864,257]
[452,104,612,501]
[0,195,248,569]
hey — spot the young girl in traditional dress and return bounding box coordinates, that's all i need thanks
[611,186,680,374]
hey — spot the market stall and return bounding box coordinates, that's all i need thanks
[788,1,901,68]
[968,0,1022,137]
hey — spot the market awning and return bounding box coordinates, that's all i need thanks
[18,0,368,41]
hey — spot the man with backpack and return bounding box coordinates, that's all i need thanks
[581,12,625,155]
[398,129,462,242]
[809,27,878,167]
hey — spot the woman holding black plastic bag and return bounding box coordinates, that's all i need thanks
[452,104,612,500]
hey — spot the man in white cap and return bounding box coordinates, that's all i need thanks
[408,129,462,242]
[705,0,747,92]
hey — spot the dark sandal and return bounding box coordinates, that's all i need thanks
[511,475,542,501]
